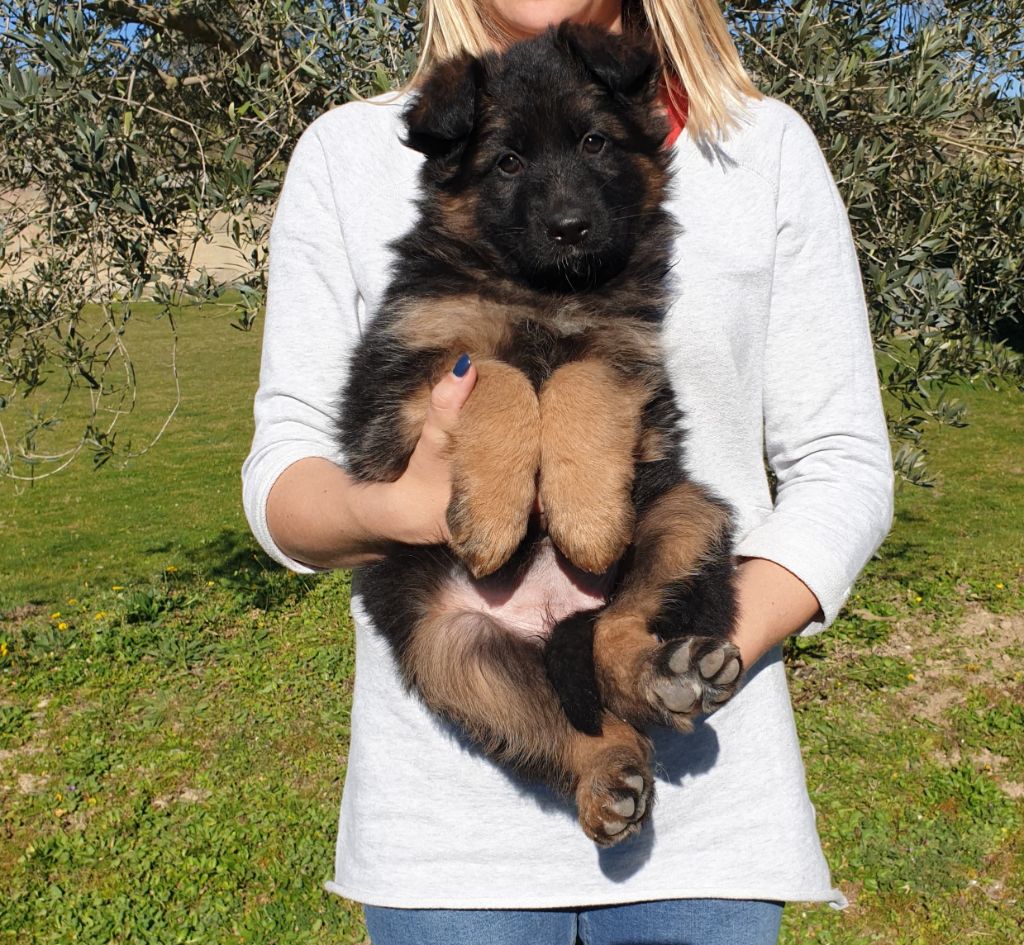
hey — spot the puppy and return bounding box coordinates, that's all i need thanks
[336,23,742,846]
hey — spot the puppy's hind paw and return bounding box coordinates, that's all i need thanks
[576,749,653,847]
[648,636,742,728]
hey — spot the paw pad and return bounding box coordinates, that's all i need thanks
[650,637,742,724]
[578,763,653,847]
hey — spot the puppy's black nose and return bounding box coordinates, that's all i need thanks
[547,215,591,246]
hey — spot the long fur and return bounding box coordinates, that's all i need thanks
[334,23,741,846]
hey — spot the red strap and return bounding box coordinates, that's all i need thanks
[661,78,688,147]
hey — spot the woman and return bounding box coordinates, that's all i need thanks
[241,1,894,942]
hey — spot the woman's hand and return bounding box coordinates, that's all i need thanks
[367,356,479,546]
[266,357,478,569]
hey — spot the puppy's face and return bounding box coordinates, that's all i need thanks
[405,24,669,291]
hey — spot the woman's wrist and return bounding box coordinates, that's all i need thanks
[344,475,447,549]
[731,557,823,671]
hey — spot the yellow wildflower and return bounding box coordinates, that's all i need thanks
[112,585,124,591]
[93,611,107,620]
[50,612,61,620]
[206,580,215,587]
[67,598,78,606]
[995,582,1004,590]
[0,642,8,658]
[164,565,178,574]
[914,596,922,603]
[907,672,917,681]
[57,622,68,631]
[54,808,66,818]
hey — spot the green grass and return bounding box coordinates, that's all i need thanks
[1,311,1022,944]
[0,301,264,610]
[780,381,1024,944]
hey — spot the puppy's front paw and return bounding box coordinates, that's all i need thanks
[647,636,742,728]
[447,475,532,578]
[544,494,633,575]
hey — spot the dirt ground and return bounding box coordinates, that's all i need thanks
[1,187,262,290]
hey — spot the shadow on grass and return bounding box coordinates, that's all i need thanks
[149,527,326,612]
[875,507,931,569]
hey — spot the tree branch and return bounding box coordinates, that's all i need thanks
[88,1,242,55]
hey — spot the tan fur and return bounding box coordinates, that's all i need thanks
[591,611,667,726]
[394,294,518,356]
[447,359,541,577]
[637,426,667,463]
[436,189,482,243]
[557,310,664,364]
[570,717,653,846]
[406,608,571,776]
[625,482,731,596]
[539,360,647,574]
[638,155,669,213]
[397,384,432,461]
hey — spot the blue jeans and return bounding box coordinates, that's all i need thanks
[364,898,783,945]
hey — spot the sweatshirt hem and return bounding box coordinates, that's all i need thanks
[323,880,849,911]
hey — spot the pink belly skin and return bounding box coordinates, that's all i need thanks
[439,537,614,638]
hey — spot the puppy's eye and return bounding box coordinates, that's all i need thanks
[497,153,524,175]
[582,133,606,155]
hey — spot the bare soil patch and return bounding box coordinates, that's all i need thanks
[878,605,1024,798]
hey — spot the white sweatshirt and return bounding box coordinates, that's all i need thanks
[242,92,893,909]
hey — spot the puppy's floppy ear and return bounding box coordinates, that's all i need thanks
[403,54,482,161]
[556,22,660,102]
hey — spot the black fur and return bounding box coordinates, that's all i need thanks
[335,25,738,776]
[545,609,603,736]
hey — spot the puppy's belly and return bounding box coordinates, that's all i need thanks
[441,537,612,638]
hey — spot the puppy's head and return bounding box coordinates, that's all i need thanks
[404,23,670,291]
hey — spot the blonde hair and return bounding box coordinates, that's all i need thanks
[411,0,762,141]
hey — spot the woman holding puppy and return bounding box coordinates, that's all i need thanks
[243,1,893,942]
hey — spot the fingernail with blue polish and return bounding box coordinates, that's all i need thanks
[452,353,471,378]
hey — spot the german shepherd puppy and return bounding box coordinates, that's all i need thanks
[337,23,742,846]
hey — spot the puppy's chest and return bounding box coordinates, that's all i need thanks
[396,293,662,387]
[497,317,589,387]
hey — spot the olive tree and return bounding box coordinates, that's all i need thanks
[0,0,418,476]
[731,1,1024,483]
[1,1,1020,482]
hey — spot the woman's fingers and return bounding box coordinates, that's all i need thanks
[420,354,477,451]
[391,355,477,545]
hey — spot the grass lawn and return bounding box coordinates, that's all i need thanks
[1,306,1022,944]
[0,300,264,609]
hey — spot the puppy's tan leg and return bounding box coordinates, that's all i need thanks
[405,608,654,846]
[447,359,540,577]
[594,482,742,730]
[539,360,645,574]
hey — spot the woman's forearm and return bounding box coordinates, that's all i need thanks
[266,457,412,569]
[731,557,824,671]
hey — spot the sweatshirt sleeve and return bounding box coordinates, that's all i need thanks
[241,121,362,573]
[733,108,894,633]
